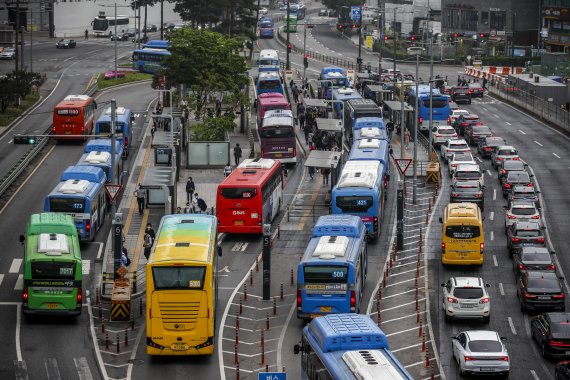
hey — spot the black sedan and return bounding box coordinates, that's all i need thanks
[465,125,493,146]
[502,170,533,196]
[513,246,555,279]
[508,185,541,209]
[507,221,546,256]
[110,33,129,41]
[56,39,76,48]
[450,180,484,211]
[145,24,158,32]
[477,136,507,158]
[556,361,570,379]
[498,159,527,185]
[531,313,570,357]
[518,271,565,312]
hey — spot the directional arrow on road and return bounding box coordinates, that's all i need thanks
[218,266,230,273]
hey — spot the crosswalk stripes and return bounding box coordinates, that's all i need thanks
[9,259,22,273]
[74,357,93,380]
[13,358,94,380]
[14,275,23,290]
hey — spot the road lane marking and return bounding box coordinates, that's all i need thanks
[493,255,498,267]
[505,122,511,125]
[519,130,526,135]
[482,107,488,111]
[45,358,61,380]
[530,369,540,380]
[508,317,517,335]
[240,243,249,252]
[476,157,483,163]
[493,189,497,201]
[490,231,494,241]
[534,140,543,146]
[14,275,23,290]
[486,169,492,176]
[490,212,494,221]
[15,303,22,361]
[9,258,22,273]
[82,260,90,275]
[494,114,500,118]
[0,274,4,288]
[499,283,505,296]
[13,359,26,380]
[553,153,561,159]
[73,357,93,380]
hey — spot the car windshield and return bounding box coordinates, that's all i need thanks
[468,340,502,353]
[445,225,481,239]
[438,129,456,135]
[453,287,484,299]
[522,251,551,262]
[473,127,492,134]
[456,172,480,180]
[499,149,517,155]
[516,230,540,237]
[512,207,536,215]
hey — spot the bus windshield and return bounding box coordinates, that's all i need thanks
[445,225,481,239]
[49,198,85,213]
[31,261,76,279]
[260,127,295,138]
[259,59,279,66]
[336,196,373,212]
[259,80,281,90]
[92,18,108,31]
[304,266,348,283]
[422,99,448,108]
[152,266,206,290]
[220,187,257,199]
[97,122,111,134]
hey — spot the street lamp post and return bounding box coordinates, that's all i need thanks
[413,52,419,205]
[357,9,362,73]
[303,22,307,80]
[392,7,396,75]
[286,0,291,69]
[377,9,383,75]
[428,30,434,148]
[114,3,117,77]
[399,73,404,160]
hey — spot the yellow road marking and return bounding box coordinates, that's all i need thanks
[297,179,323,230]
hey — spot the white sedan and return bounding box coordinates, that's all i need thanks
[452,330,510,377]
[448,152,476,177]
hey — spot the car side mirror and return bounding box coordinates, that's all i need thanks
[542,226,546,230]
[293,344,300,355]
[451,336,458,340]
[386,174,391,181]
[441,283,445,287]
[482,185,486,189]
[560,276,565,280]
[551,251,556,255]
[389,148,393,155]
[439,217,443,223]
[93,101,98,109]
[19,234,25,245]
[217,246,223,256]
[536,190,541,194]
[503,206,508,210]
[500,337,507,341]
[486,283,491,288]
[529,174,534,177]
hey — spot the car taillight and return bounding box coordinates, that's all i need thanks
[373,216,378,230]
[531,215,540,219]
[527,183,534,187]
[447,297,458,303]
[535,237,545,243]
[451,193,460,197]
[442,242,446,254]
[77,287,83,303]
[547,264,556,270]
[435,133,441,137]
[550,340,568,347]
[297,290,302,308]
[293,147,296,157]
[461,122,468,126]
[518,264,527,270]
[497,157,504,161]
[501,169,507,174]
[447,117,450,124]
[479,297,490,304]
[261,148,265,157]
[350,290,356,311]
[499,357,509,361]
[464,356,476,361]
[512,157,520,160]
[485,147,492,151]
[507,215,517,219]
[124,136,129,147]
[504,183,511,188]
[23,287,28,303]
[511,237,521,243]
[553,293,565,299]
[86,219,91,232]
[419,117,423,124]
[480,242,484,254]
[524,292,537,299]
[473,193,482,198]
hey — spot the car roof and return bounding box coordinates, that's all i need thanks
[527,271,558,279]
[465,330,500,341]
[452,277,483,287]
[546,312,570,323]
[513,221,541,229]
[507,171,530,178]
[520,246,549,254]
[497,145,517,150]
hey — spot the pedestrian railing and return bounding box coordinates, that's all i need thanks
[286,203,330,223]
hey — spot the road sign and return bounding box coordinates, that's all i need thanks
[394,159,412,175]
[258,373,286,380]
[105,184,122,203]
[350,6,361,21]
[365,35,373,49]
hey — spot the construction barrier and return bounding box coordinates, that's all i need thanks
[111,278,131,321]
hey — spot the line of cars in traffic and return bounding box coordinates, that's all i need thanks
[434,105,570,378]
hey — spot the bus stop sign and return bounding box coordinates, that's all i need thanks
[394,159,412,175]
[258,374,286,380]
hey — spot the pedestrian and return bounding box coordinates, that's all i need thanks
[143,223,155,260]
[84,29,89,40]
[304,125,310,145]
[233,143,242,166]
[176,206,182,214]
[224,162,233,177]
[215,98,222,117]
[121,246,130,267]
[405,128,411,149]
[322,167,331,186]
[308,166,315,180]
[151,124,156,140]
[196,194,208,214]
[299,112,306,130]
[457,74,461,86]
[134,184,145,215]
[289,79,295,89]
[482,77,488,90]
[292,84,299,103]
[183,202,193,213]
[386,120,394,139]
[185,177,195,202]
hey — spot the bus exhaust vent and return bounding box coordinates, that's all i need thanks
[175,242,190,247]
[38,233,70,256]
[342,350,406,380]
[337,171,377,189]
[358,139,381,149]
[85,151,111,164]
[60,179,90,194]
[360,127,382,138]
[238,158,276,169]
[313,236,349,259]
[180,219,195,224]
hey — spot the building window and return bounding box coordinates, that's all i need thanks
[481,11,489,25]
[490,12,506,30]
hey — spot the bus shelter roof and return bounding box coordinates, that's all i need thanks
[383,100,414,112]
[152,131,179,148]
[365,85,390,93]
[315,118,342,133]
[303,98,329,109]
[304,150,341,169]
[141,166,176,187]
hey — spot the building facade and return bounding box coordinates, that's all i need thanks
[541,0,570,52]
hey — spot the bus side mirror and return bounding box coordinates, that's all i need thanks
[19,234,25,245]
[386,174,390,182]
[253,99,258,108]
[93,101,97,109]
[438,217,443,223]
[389,148,393,155]
[293,344,301,355]
[217,246,223,257]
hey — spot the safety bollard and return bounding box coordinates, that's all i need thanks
[105,331,109,350]
[239,298,243,315]
[131,317,135,331]
[290,269,294,286]
[98,304,102,320]
[140,298,143,317]
[256,256,259,272]
[428,199,432,214]
[277,224,280,239]
[124,327,129,347]
[415,294,419,310]
[425,347,430,367]
[243,283,248,301]
[415,275,418,288]
[266,313,270,330]
[261,329,265,365]
[116,334,120,354]
[419,228,423,243]
[236,362,240,380]
[266,365,269,373]
[96,288,100,305]
[383,270,387,288]
[101,318,105,334]
[417,309,420,323]
[249,269,253,286]
[422,332,427,352]
[235,344,238,364]
[273,298,277,315]
[377,300,381,325]
[132,271,137,294]
[431,365,435,380]
[235,328,239,347]
[377,288,382,301]
[280,283,284,301]
[426,212,429,225]
[418,317,423,337]
[236,312,240,331]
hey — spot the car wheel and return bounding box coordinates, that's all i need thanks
[541,342,548,358]
[482,315,490,324]
[445,313,453,323]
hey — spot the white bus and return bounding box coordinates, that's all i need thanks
[92,13,129,37]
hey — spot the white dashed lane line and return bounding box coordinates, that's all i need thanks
[489,212,494,221]
[534,140,543,147]
[493,255,498,267]
[508,317,517,335]
[505,122,511,125]
[499,283,505,296]
[553,153,561,159]
[519,130,527,135]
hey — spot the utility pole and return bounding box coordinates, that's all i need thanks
[428,30,434,148]
[399,73,404,160]
[111,99,117,216]
[160,0,164,40]
[15,0,20,76]
[357,6,362,73]
[377,6,383,75]
[392,7,396,75]
[303,22,307,80]
[286,0,291,70]
[114,3,117,77]
[511,12,516,57]
[413,53,418,205]
[29,8,32,73]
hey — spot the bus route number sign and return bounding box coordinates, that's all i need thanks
[258,373,286,380]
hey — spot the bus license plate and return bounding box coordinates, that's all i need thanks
[234,221,244,225]
[65,131,71,135]
[274,153,282,158]
[171,343,188,351]
[47,303,59,309]
[320,306,332,312]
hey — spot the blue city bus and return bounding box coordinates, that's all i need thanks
[257,71,283,96]
[332,160,386,239]
[94,106,134,157]
[61,165,107,184]
[44,178,107,241]
[76,150,124,185]
[348,138,390,174]
[331,88,362,119]
[132,48,171,74]
[84,138,123,157]
[259,18,274,38]
[344,99,383,141]
[258,49,280,72]
[296,215,367,320]
[143,40,170,49]
[353,126,389,142]
[295,314,414,380]
[407,84,451,132]
[319,67,349,100]
[290,3,306,20]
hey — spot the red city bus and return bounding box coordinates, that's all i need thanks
[217,158,284,234]
[257,92,290,127]
[53,95,97,141]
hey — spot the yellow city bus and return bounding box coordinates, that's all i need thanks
[146,214,221,355]
[439,203,484,266]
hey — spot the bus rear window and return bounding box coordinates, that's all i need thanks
[220,187,257,199]
[422,99,448,108]
[31,262,76,279]
[97,122,112,134]
[259,80,281,90]
[49,198,85,213]
[152,266,206,289]
[304,266,348,283]
[260,127,295,138]
[336,196,373,212]
[57,109,80,116]
[445,225,481,239]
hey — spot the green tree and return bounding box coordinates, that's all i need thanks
[322,0,364,15]
[163,28,249,117]
[192,116,236,141]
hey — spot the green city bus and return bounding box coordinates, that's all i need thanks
[283,15,298,32]
[20,213,83,317]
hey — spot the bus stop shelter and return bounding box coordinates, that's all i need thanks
[363,85,394,105]
[303,98,330,118]
[304,150,342,198]
[383,100,414,130]
[151,130,181,181]
[141,166,176,215]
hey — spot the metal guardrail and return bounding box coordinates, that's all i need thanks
[286,203,330,222]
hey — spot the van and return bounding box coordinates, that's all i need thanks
[439,203,484,265]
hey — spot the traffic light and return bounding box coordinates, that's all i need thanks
[357,57,363,65]
[287,43,292,54]
[303,54,308,68]
[410,35,415,42]
[13,135,37,144]
[384,35,389,41]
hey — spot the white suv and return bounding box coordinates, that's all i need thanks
[452,164,484,187]
[442,277,491,323]
[431,125,458,147]
[440,139,470,163]
[452,330,509,377]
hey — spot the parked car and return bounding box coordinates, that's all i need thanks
[110,33,129,41]
[0,47,15,60]
[507,221,546,256]
[508,185,541,209]
[532,313,570,358]
[513,246,555,280]
[465,125,493,146]
[441,277,491,323]
[451,331,509,377]
[504,200,541,230]
[450,180,485,210]
[56,39,76,48]
[518,271,565,312]
[491,145,520,170]
[468,82,485,97]
[450,86,471,104]
[477,136,507,158]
